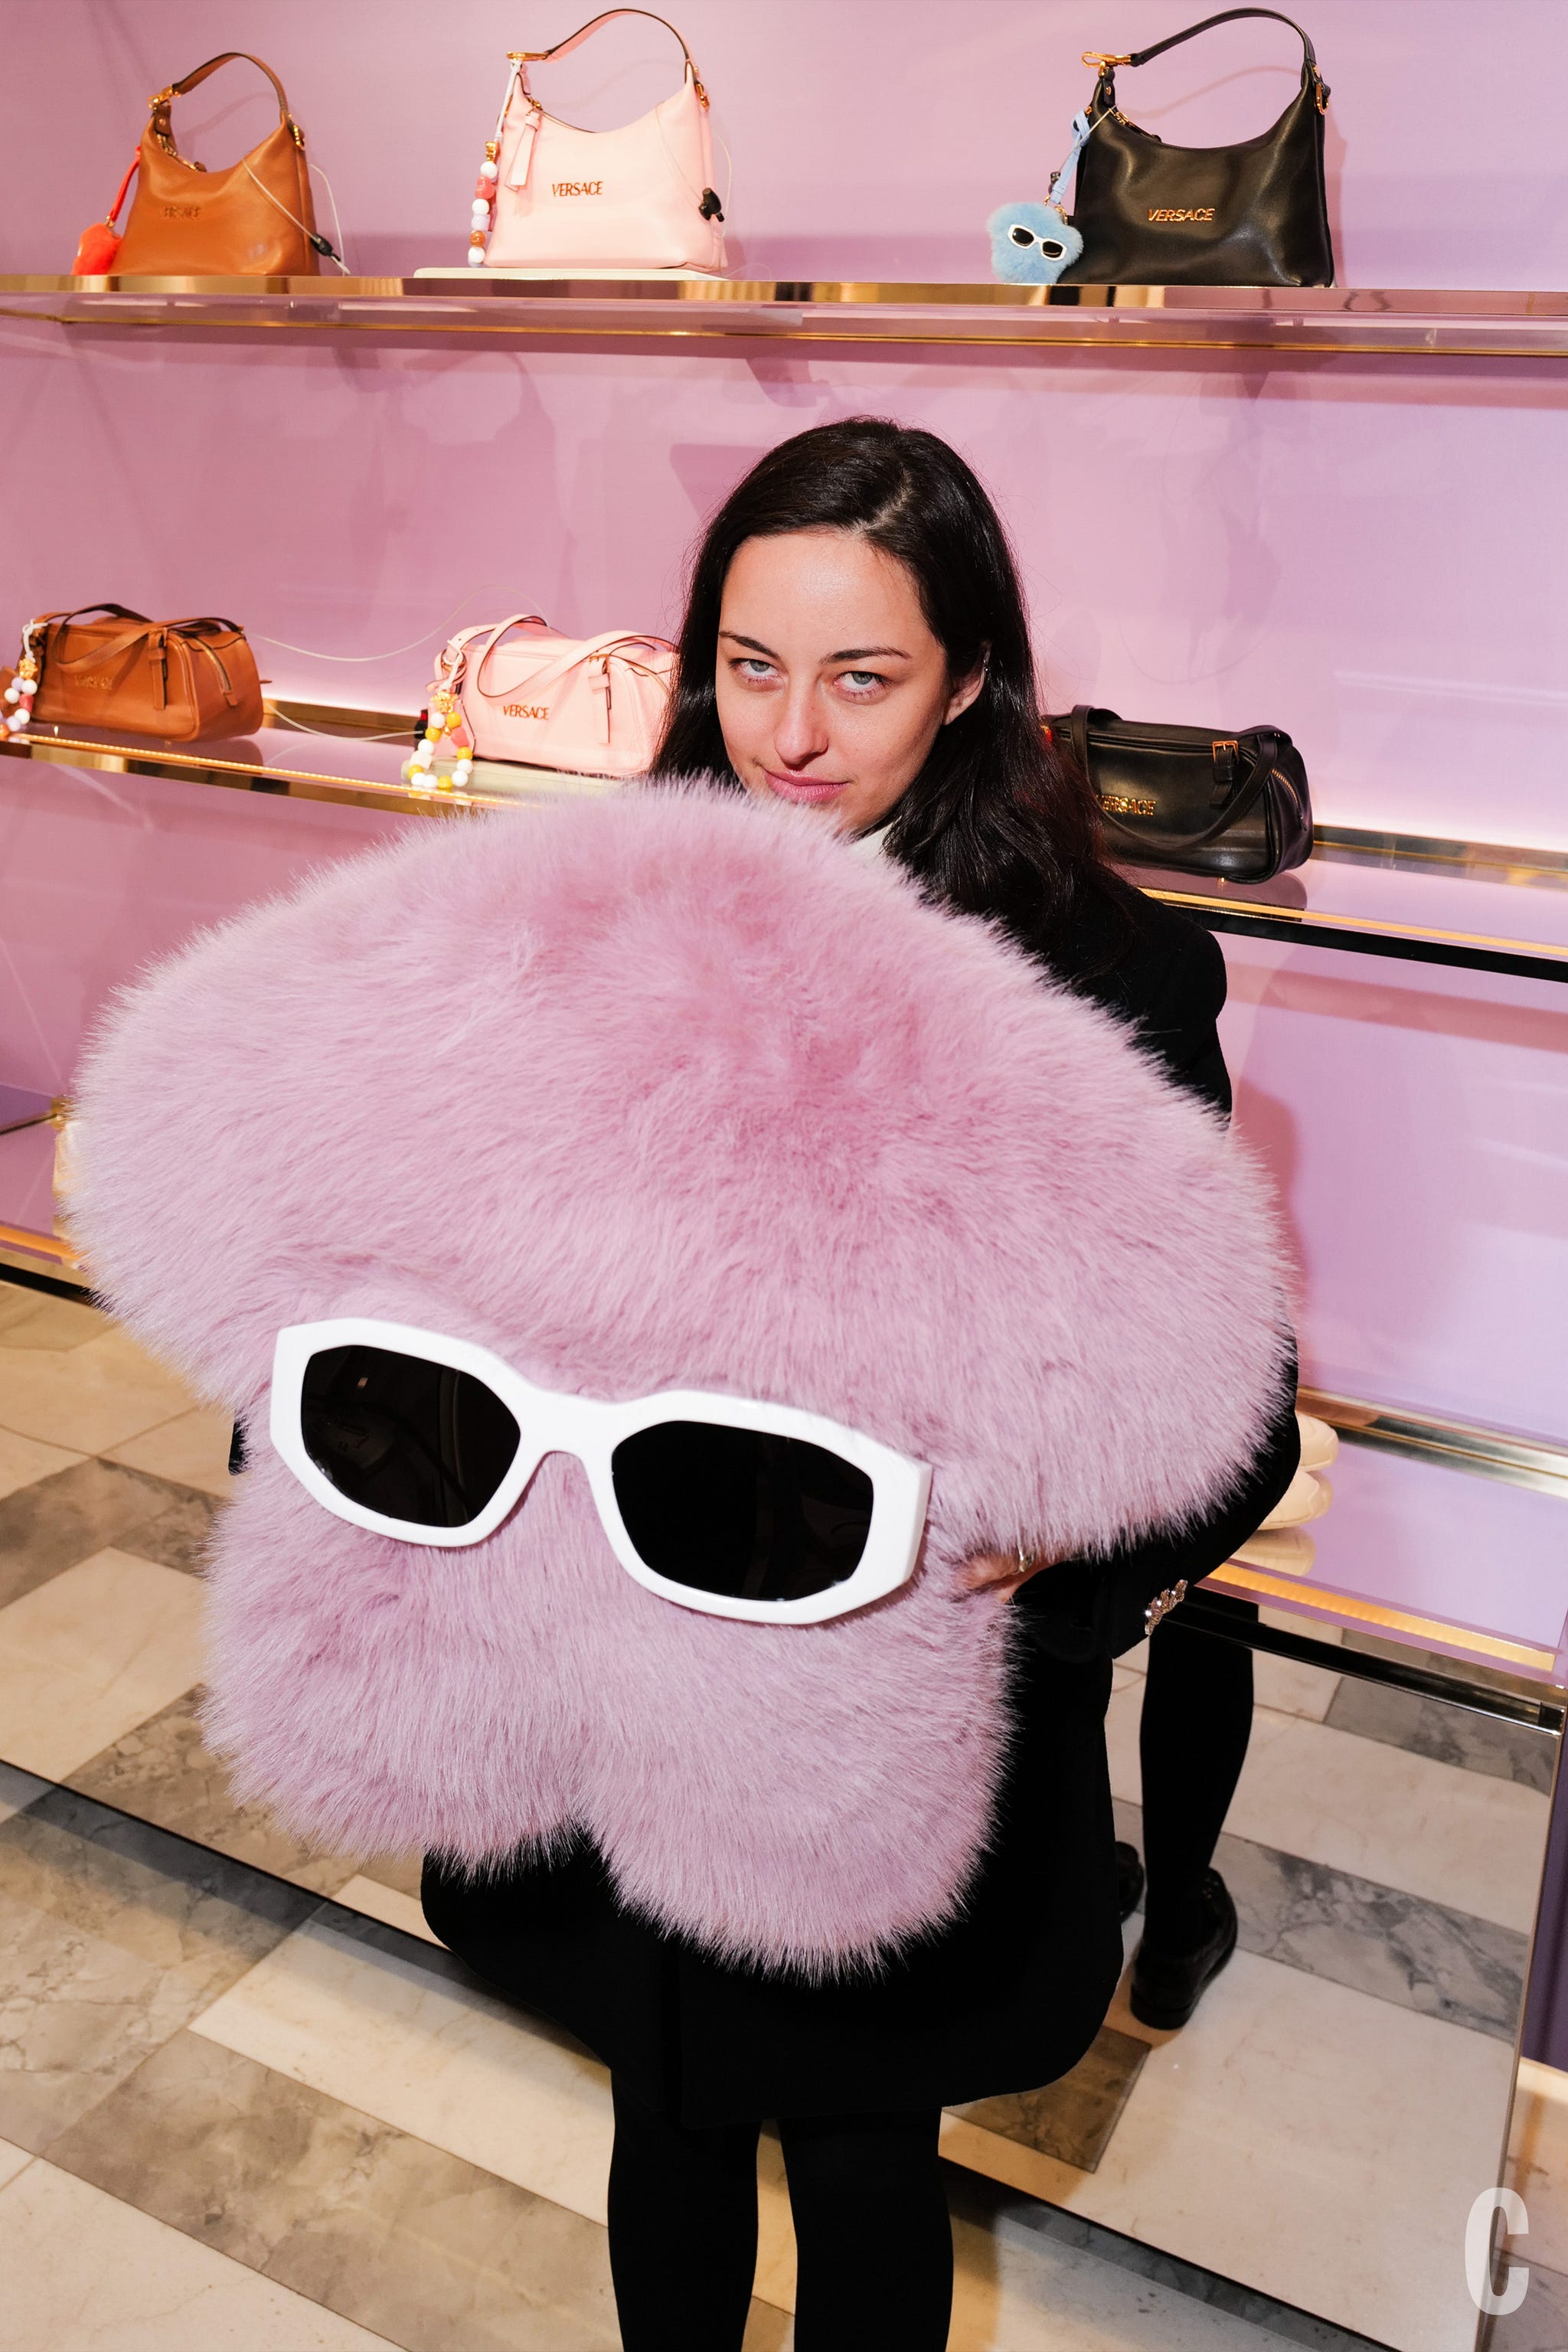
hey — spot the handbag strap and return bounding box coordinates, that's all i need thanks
[466,616,674,698]
[511,10,710,100]
[1070,707,1284,855]
[51,612,247,707]
[1086,10,1327,106]
[148,53,302,162]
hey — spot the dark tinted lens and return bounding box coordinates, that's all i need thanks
[300,1344,521,1530]
[610,1422,874,1605]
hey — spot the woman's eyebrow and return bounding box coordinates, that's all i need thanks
[719,631,910,663]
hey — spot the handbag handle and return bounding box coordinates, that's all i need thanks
[511,10,710,100]
[1069,707,1284,858]
[147,53,302,162]
[465,615,674,699]
[48,611,248,709]
[1086,10,1327,106]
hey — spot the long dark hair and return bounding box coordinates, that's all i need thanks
[648,416,1125,968]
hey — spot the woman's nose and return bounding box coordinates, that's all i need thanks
[772,683,831,769]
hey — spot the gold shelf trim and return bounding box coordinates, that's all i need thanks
[1147,887,1568,971]
[1204,1563,1560,1676]
[3,278,1568,360]
[1300,1386,1568,1499]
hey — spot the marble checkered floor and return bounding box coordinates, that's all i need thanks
[0,1276,1563,2351]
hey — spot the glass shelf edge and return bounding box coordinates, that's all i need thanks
[2,278,1567,358]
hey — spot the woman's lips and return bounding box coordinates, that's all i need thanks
[760,769,850,805]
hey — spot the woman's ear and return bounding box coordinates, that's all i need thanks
[943,648,989,726]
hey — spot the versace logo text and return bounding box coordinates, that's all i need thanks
[1148,206,1215,224]
[550,181,603,197]
[1099,792,1158,816]
[162,204,202,218]
[502,704,550,720]
[80,674,118,690]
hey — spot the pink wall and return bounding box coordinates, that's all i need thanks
[0,1,1565,1458]
[9,0,1568,286]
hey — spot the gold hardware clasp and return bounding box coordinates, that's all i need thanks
[1082,51,1132,69]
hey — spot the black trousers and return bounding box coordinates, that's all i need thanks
[607,2076,952,2351]
[1138,1602,1256,1947]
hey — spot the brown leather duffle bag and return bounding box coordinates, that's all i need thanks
[109,52,325,277]
[5,606,264,741]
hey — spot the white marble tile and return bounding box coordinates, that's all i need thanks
[0,2134,32,2194]
[1249,1648,1340,1721]
[331,1872,443,1946]
[1106,1684,1550,1931]
[0,1290,105,1351]
[192,1910,802,2312]
[944,1948,1514,2352]
[0,2157,390,2348]
[1509,2057,1568,2275]
[0,1549,205,1780]
[0,1424,85,1503]
[0,1762,49,1823]
[106,1405,236,1500]
[0,1325,198,1455]
[191,1913,618,2223]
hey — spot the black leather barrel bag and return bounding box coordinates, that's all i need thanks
[1050,704,1313,881]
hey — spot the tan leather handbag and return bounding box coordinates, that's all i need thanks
[106,53,326,277]
[3,607,264,743]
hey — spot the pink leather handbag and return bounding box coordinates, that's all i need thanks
[469,9,726,273]
[424,615,676,779]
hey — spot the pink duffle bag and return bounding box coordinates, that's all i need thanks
[469,9,726,273]
[431,614,676,777]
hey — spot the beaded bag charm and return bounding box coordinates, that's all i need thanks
[2,622,41,736]
[406,683,475,792]
[469,139,502,266]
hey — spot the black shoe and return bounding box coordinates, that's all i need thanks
[1114,1840,1145,1923]
[1129,1869,1238,2030]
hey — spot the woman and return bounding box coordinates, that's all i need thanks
[423,419,1299,2350]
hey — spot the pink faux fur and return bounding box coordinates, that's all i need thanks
[74,786,1290,1972]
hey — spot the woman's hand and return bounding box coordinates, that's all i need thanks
[960,1547,1057,1599]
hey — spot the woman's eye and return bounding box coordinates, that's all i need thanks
[838,670,886,696]
[733,657,777,683]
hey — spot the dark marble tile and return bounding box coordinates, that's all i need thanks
[1326,1673,1556,1793]
[65,1687,361,1896]
[952,2024,1148,2172]
[0,1785,316,2151]
[116,1482,225,1576]
[48,2030,625,2351]
[1116,1797,1529,2040]
[951,2170,1394,2349]
[1484,2255,1568,2352]
[0,1455,207,1605]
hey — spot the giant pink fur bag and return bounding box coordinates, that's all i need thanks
[74,787,1290,1972]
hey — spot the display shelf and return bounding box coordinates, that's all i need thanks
[1202,1433,1568,1684]
[2,278,1568,358]
[8,715,1568,985]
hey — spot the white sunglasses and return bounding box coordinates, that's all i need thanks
[269,1318,933,1626]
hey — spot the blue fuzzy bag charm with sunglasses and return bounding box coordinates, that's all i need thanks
[987,113,1091,284]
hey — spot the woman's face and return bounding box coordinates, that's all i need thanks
[714,528,985,835]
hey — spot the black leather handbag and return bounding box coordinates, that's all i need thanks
[1058,8,1334,288]
[1050,705,1313,880]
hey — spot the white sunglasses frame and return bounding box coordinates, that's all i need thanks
[269,1318,933,1627]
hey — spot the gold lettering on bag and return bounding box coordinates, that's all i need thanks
[1099,792,1158,816]
[1148,206,1216,224]
[550,181,603,197]
[80,675,117,689]
[502,704,550,720]
[162,204,202,218]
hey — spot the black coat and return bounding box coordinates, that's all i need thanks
[422,877,1300,2123]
